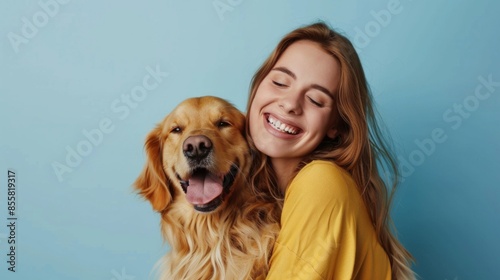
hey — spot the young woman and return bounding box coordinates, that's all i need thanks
[246,22,416,279]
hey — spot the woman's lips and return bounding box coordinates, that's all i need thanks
[267,115,299,134]
[263,113,302,138]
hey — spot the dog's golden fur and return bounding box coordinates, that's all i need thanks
[135,96,279,279]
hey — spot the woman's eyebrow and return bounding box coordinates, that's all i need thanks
[271,67,296,79]
[311,84,334,100]
[271,66,333,99]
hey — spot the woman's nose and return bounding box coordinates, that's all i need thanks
[278,92,302,115]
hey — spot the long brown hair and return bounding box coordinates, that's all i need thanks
[245,21,415,280]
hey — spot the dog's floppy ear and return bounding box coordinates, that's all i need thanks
[134,126,172,212]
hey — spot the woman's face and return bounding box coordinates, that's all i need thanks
[248,40,341,163]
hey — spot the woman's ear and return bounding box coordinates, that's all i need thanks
[134,126,172,212]
[327,127,337,139]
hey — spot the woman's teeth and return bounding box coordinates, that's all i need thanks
[267,116,298,135]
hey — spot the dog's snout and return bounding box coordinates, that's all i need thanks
[183,135,213,160]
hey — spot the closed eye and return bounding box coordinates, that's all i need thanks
[272,81,287,87]
[307,96,324,108]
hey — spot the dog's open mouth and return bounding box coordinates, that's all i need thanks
[178,164,239,212]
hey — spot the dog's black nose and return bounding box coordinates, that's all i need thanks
[183,135,212,160]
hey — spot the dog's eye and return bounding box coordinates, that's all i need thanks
[217,121,231,128]
[171,127,182,133]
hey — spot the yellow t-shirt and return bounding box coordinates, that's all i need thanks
[266,160,391,280]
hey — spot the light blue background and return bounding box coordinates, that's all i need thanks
[1,0,499,279]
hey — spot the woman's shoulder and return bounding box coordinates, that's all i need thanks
[287,160,357,203]
[299,160,349,177]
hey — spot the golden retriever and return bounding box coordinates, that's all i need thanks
[134,96,279,280]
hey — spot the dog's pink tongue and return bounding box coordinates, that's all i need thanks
[186,171,223,205]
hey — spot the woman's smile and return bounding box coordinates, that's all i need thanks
[264,113,302,139]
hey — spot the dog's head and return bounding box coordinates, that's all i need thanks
[135,96,249,213]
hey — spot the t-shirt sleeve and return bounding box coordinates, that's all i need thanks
[266,161,361,280]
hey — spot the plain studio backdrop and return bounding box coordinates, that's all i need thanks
[1,0,499,279]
